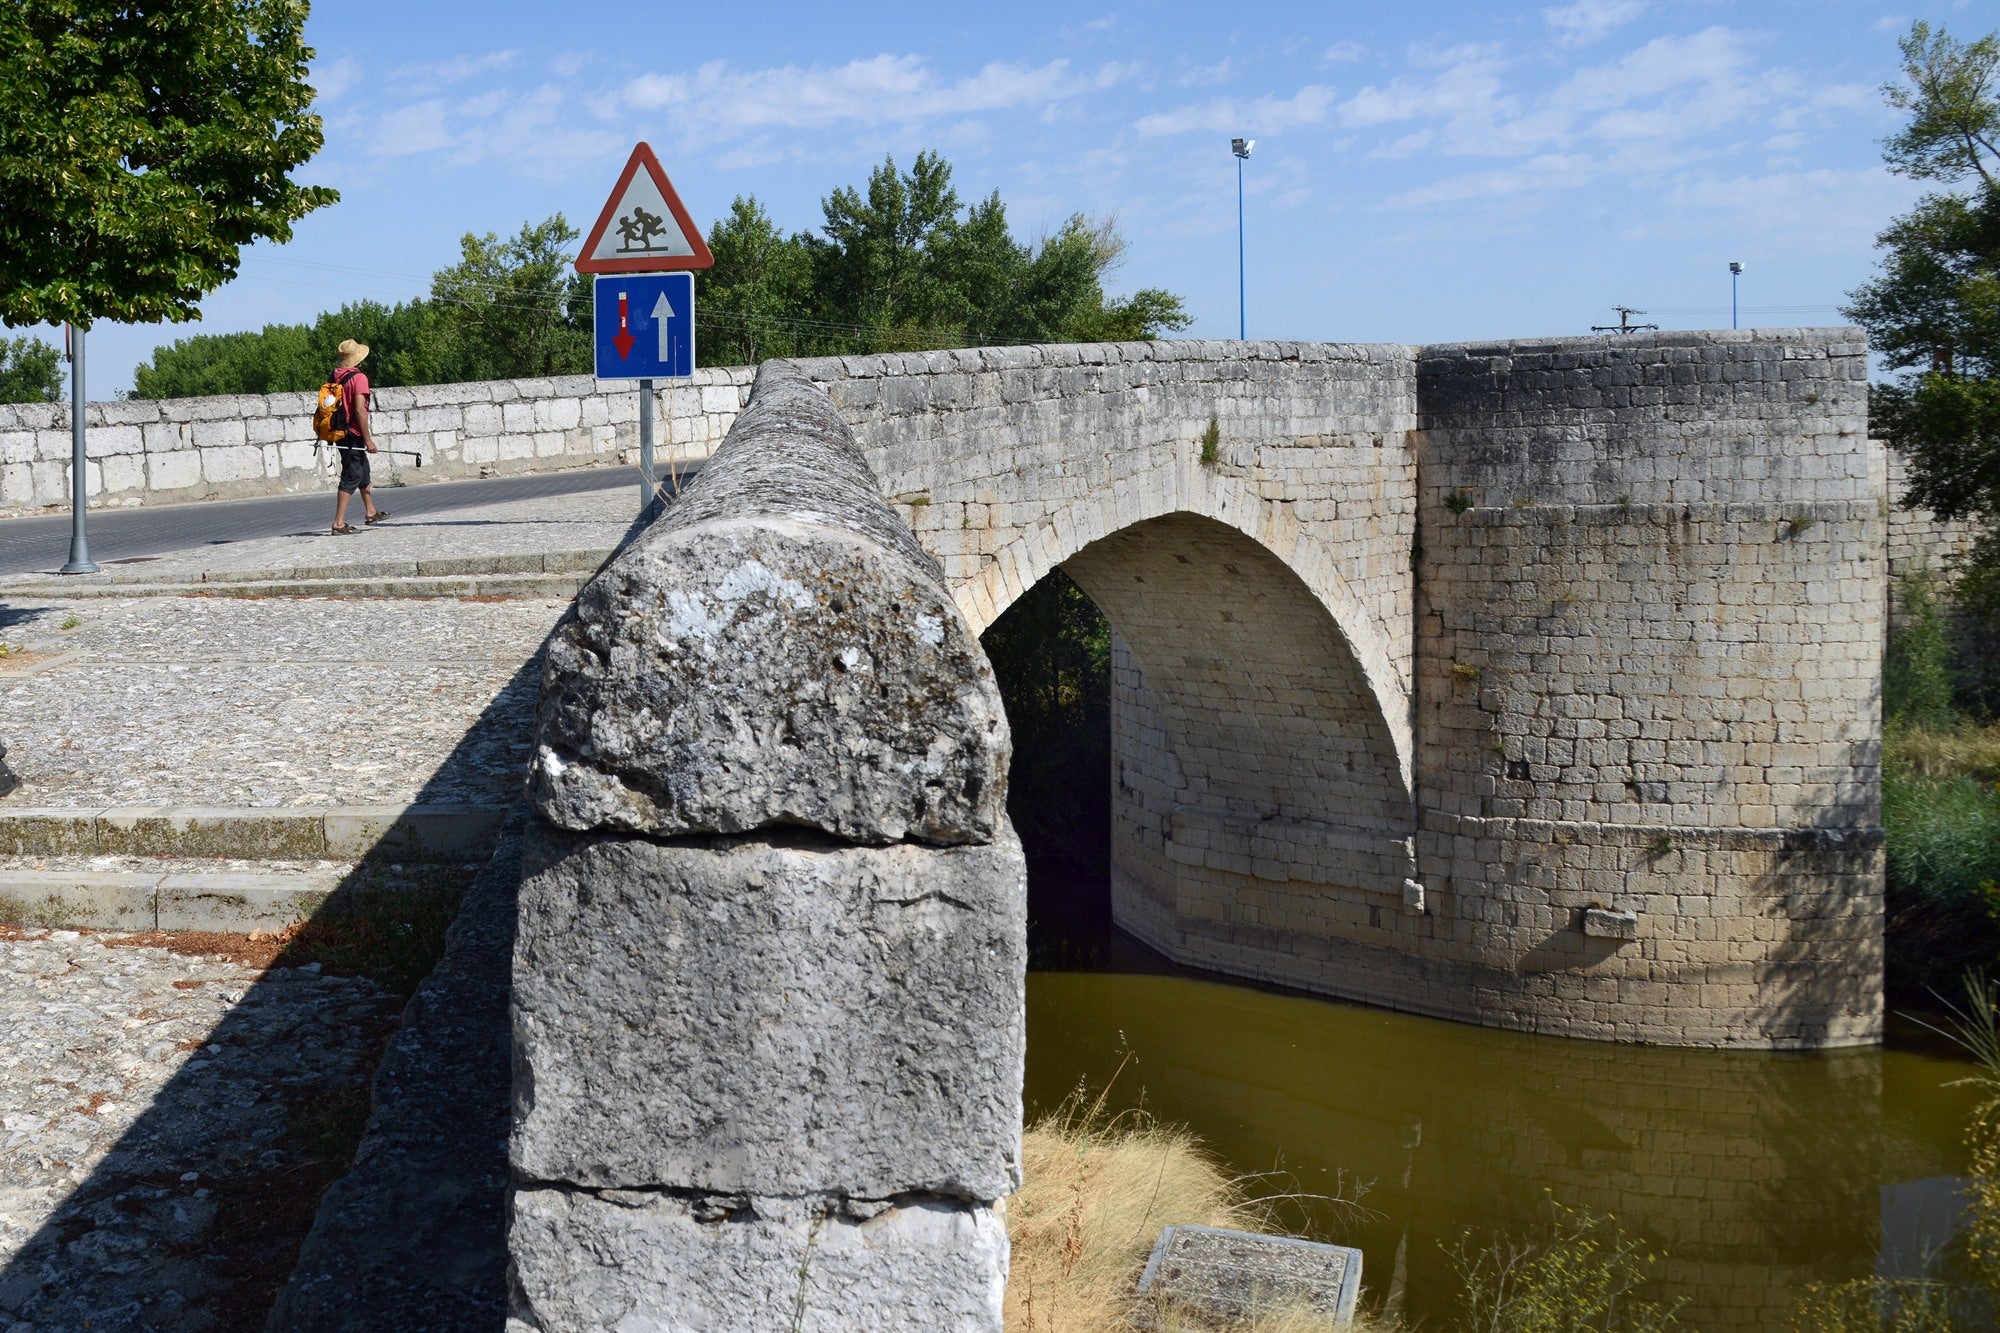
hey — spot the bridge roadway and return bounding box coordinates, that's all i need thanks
[0,464,696,577]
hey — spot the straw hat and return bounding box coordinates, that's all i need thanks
[336,339,370,368]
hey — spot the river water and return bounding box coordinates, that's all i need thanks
[1023,968,1983,1331]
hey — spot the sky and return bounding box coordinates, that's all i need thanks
[41,0,1994,394]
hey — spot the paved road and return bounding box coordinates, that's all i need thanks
[0,465,697,577]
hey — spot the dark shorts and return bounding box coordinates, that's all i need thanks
[337,446,371,494]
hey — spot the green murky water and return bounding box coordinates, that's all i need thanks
[1023,970,1984,1332]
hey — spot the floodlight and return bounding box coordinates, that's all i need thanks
[1231,138,1254,158]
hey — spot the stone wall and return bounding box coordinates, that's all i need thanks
[776,331,1884,1049]
[509,364,1023,1330]
[0,369,752,515]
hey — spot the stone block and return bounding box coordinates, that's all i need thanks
[202,444,267,484]
[1582,906,1640,940]
[530,366,1009,847]
[98,452,144,495]
[508,1189,1005,1333]
[148,450,203,492]
[191,418,247,449]
[511,824,1026,1199]
[1136,1224,1361,1327]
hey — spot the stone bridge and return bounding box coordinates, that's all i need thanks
[504,330,1884,1330]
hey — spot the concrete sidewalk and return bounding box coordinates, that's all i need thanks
[0,478,654,597]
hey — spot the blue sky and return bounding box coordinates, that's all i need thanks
[56,0,1993,393]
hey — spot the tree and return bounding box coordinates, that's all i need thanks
[0,0,336,329]
[1846,23,2000,531]
[707,152,1189,359]
[0,334,63,404]
[425,215,591,382]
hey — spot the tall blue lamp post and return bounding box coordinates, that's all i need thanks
[1729,260,1743,330]
[1232,137,1254,340]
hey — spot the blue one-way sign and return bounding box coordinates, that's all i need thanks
[593,272,694,380]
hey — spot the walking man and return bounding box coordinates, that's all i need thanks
[329,339,389,535]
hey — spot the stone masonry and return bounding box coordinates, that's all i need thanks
[514,331,1887,1323]
[509,365,1025,1331]
[0,368,750,515]
[748,330,1882,1048]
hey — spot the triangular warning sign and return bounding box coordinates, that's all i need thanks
[574,142,714,274]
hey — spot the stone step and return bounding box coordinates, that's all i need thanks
[0,803,508,861]
[99,547,614,586]
[4,571,589,601]
[0,866,352,932]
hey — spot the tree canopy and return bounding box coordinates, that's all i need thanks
[0,0,336,329]
[702,152,1189,363]
[133,152,1188,396]
[0,335,63,405]
[1846,22,2000,550]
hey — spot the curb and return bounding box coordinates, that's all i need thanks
[0,549,613,601]
[0,803,509,861]
[0,867,355,933]
[0,573,591,601]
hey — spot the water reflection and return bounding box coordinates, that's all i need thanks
[1025,972,1981,1332]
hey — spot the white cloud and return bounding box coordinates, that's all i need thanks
[387,50,520,94]
[1323,41,1367,64]
[1543,0,1649,47]
[312,56,360,104]
[1133,85,1339,137]
[616,56,1125,136]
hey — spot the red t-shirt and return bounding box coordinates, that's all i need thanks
[336,368,370,438]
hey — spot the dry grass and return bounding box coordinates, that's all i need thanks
[1006,1074,1382,1333]
[1886,717,2000,783]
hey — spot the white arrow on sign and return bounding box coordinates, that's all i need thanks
[652,292,675,363]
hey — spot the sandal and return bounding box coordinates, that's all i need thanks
[365,509,390,524]
[330,524,358,536]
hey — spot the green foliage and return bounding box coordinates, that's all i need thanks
[1448,1195,1685,1333]
[424,214,591,382]
[708,153,1190,359]
[1445,490,1475,514]
[1848,22,2000,603]
[0,0,336,328]
[132,153,1188,396]
[1884,769,2000,914]
[1888,569,1963,726]
[981,569,1112,865]
[0,334,62,403]
[1881,22,2000,189]
[132,219,589,397]
[1199,415,1221,466]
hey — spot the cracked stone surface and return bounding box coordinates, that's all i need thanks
[529,365,1010,847]
[0,926,402,1331]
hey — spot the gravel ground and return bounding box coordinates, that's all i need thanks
[0,596,565,810]
[0,926,405,1331]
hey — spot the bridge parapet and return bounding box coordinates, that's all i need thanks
[508,363,1024,1330]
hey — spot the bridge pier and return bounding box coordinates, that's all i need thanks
[508,366,1023,1330]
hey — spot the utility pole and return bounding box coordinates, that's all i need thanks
[1729,261,1744,329]
[58,323,97,575]
[1231,138,1254,340]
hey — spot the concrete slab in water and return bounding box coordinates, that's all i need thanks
[1136,1223,1362,1326]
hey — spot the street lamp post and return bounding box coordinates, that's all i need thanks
[1231,138,1254,340]
[1729,260,1744,331]
[58,322,97,575]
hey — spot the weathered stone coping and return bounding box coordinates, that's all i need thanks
[0,803,505,860]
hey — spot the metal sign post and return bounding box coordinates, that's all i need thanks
[59,322,98,575]
[575,143,714,516]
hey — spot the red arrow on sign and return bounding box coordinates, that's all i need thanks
[613,290,635,359]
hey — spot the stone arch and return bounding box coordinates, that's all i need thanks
[952,463,1414,791]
